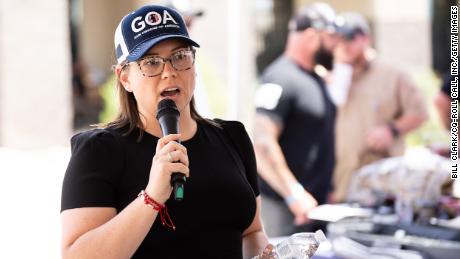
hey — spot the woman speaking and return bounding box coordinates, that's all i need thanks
[60,4,269,259]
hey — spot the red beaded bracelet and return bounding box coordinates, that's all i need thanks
[138,190,176,230]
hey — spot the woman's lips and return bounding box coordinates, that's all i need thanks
[161,88,180,97]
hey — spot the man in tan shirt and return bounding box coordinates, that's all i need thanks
[330,12,428,202]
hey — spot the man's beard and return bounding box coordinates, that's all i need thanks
[314,44,334,70]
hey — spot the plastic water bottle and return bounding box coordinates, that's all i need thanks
[252,230,327,259]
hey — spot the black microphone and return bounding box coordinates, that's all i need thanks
[156,99,186,201]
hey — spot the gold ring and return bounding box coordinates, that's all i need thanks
[168,152,173,162]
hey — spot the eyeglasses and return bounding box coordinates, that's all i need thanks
[123,49,196,77]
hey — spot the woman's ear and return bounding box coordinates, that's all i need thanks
[115,65,133,92]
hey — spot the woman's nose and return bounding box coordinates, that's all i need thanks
[161,61,177,79]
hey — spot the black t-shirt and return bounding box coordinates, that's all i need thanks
[61,120,259,259]
[441,73,458,101]
[256,55,336,204]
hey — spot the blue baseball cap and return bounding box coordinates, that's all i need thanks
[114,5,200,64]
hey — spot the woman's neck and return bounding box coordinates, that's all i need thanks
[143,112,197,141]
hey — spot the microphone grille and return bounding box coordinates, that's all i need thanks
[156,99,179,119]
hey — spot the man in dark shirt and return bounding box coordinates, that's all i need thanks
[253,3,338,237]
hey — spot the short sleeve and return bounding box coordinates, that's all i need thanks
[220,121,260,197]
[441,73,456,99]
[255,82,293,127]
[61,129,124,212]
[396,71,427,117]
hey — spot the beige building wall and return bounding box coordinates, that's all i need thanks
[297,0,432,72]
[0,0,72,147]
[80,0,133,85]
[373,0,432,70]
[296,0,374,17]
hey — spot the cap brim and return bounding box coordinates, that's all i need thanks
[335,26,355,40]
[127,35,200,62]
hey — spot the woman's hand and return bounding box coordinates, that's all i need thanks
[257,244,276,259]
[145,134,189,204]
